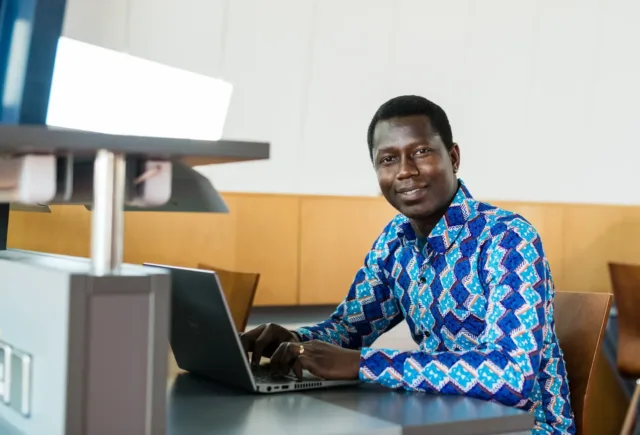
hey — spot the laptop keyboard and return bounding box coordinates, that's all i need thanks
[251,364,277,381]
[251,364,310,382]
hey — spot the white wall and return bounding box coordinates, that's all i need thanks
[61,0,640,204]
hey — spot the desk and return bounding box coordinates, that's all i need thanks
[167,374,534,435]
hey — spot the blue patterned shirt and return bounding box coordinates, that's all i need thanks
[297,180,575,434]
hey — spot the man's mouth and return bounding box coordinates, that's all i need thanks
[398,188,422,195]
[396,186,427,199]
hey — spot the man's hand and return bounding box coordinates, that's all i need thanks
[239,323,300,366]
[270,340,361,381]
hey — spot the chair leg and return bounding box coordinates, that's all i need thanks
[621,379,640,435]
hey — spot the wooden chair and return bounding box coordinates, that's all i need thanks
[554,290,612,435]
[608,263,640,435]
[197,263,260,333]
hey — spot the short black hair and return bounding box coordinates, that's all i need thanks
[367,95,453,159]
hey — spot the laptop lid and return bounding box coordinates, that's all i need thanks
[142,263,257,392]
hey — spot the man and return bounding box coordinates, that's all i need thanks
[240,95,575,434]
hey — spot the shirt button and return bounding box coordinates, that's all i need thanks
[419,277,426,283]
[425,331,431,338]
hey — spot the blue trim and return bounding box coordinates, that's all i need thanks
[0,0,66,124]
[0,0,67,248]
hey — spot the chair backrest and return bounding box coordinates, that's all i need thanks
[608,262,640,377]
[554,291,612,435]
[197,262,260,333]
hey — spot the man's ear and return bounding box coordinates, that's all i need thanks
[449,143,461,172]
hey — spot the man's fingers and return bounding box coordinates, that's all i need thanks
[269,342,289,375]
[270,342,301,376]
[286,343,304,378]
[239,324,265,352]
[251,328,271,366]
[270,342,302,377]
[298,354,320,378]
[292,357,304,380]
[239,333,252,355]
[239,332,256,364]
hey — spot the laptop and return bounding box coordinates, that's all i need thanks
[143,263,359,394]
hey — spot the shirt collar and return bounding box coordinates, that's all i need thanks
[397,179,475,254]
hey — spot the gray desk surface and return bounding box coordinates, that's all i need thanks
[167,374,534,435]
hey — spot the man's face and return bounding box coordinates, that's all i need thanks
[372,115,460,223]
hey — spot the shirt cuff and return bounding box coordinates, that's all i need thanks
[358,347,408,389]
[293,327,313,342]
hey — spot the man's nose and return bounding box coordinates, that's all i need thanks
[396,157,419,179]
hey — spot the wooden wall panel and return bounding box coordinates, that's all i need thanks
[7,202,239,272]
[299,196,397,304]
[298,198,569,304]
[8,206,91,257]
[562,204,640,293]
[123,196,238,271]
[7,193,640,306]
[6,194,300,306]
[233,194,299,306]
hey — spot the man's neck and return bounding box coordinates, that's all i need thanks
[410,183,460,238]
[410,219,439,239]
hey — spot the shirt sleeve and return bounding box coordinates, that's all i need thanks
[358,225,548,407]
[295,226,405,349]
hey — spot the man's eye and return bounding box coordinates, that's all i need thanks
[379,156,394,164]
[415,148,431,155]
